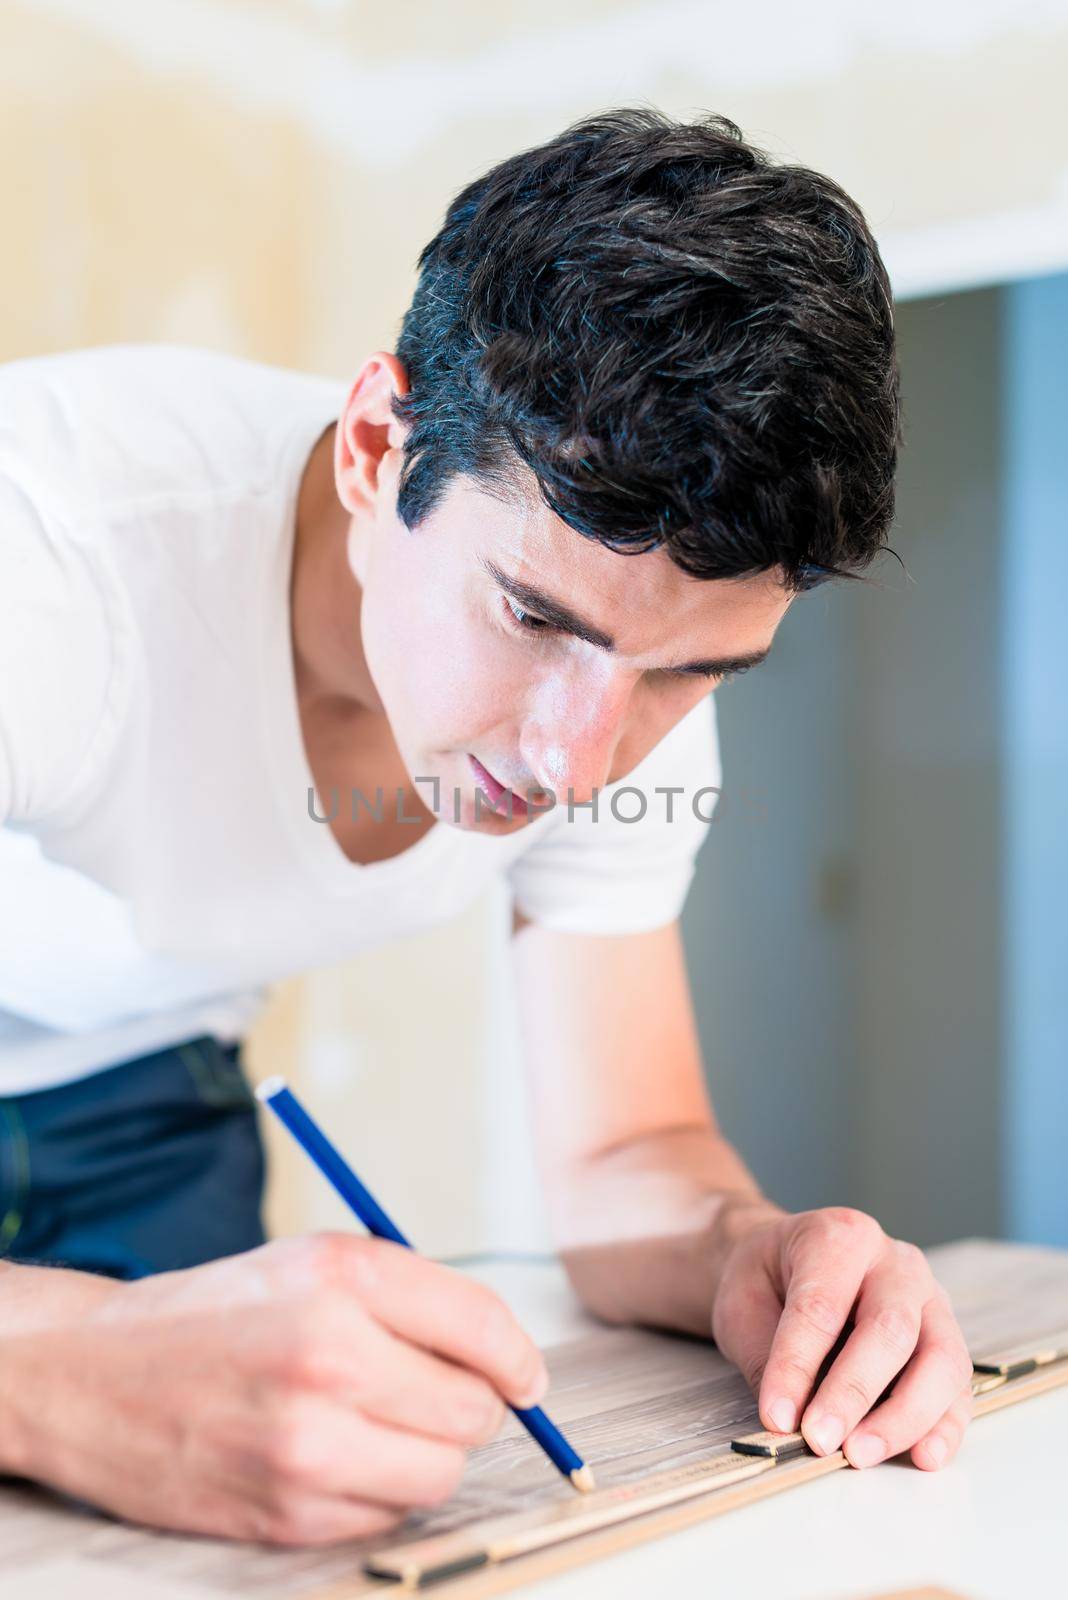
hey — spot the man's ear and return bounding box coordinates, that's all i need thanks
[334,352,410,516]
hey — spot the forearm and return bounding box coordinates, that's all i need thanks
[548,1125,784,1338]
[0,1259,115,1475]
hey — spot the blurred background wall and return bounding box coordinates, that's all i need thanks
[2,0,1066,1255]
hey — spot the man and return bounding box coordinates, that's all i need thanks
[0,110,972,1545]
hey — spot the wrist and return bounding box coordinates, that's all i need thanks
[706,1192,786,1297]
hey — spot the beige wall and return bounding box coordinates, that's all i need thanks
[4,0,1067,1250]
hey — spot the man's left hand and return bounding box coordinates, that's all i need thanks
[711,1205,974,1470]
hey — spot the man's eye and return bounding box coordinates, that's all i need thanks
[504,596,551,632]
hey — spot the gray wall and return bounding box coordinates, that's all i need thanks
[847,289,1004,1244]
[683,284,1017,1245]
[682,574,859,1213]
[1002,273,1068,1246]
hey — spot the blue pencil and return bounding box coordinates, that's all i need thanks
[255,1076,595,1494]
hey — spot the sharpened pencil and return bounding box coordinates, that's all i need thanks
[255,1076,595,1494]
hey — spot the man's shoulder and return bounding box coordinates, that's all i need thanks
[0,342,342,409]
[627,693,721,788]
[0,344,345,528]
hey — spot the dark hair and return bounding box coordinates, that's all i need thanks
[394,109,900,587]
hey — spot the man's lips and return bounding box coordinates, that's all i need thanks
[467,755,531,816]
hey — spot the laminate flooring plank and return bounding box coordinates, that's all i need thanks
[2,1239,1066,1598]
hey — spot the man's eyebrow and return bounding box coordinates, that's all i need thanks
[480,556,773,677]
[481,557,616,649]
[666,648,772,678]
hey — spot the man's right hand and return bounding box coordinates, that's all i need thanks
[0,1234,549,1544]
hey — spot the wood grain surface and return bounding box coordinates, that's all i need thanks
[2,1239,1066,1599]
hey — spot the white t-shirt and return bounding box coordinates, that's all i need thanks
[0,346,722,1094]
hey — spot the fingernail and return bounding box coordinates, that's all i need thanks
[922,1434,948,1467]
[767,1398,797,1433]
[805,1413,844,1455]
[848,1432,886,1469]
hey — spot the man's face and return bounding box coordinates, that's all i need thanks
[347,454,793,836]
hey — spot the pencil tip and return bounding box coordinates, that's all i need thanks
[570,1466,596,1494]
[254,1075,287,1103]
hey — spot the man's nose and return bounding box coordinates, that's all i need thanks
[521,674,634,805]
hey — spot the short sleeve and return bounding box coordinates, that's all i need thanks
[0,476,118,826]
[506,694,722,935]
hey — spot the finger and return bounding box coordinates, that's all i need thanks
[713,1263,795,1431]
[264,1393,468,1509]
[843,1299,973,1469]
[253,1492,403,1548]
[354,1331,505,1446]
[350,1326,507,1447]
[910,1385,973,1471]
[759,1216,875,1437]
[326,1236,549,1407]
[800,1245,926,1456]
[289,1298,507,1446]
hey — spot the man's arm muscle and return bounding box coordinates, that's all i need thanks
[510,914,780,1336]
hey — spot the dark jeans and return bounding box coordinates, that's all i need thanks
[0,1037,266,1279]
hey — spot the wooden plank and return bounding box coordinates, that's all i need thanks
[347,1357,1068,1595]
[2,1239,1066,1598]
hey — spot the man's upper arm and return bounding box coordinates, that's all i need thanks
[504,694,722,1175]
[0,477,116,826]
[510,915,717,1182]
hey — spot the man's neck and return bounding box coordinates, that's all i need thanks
[290,423,380,715]
[288,425,435,859]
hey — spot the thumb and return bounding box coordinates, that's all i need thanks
[713,1261,785,1421]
